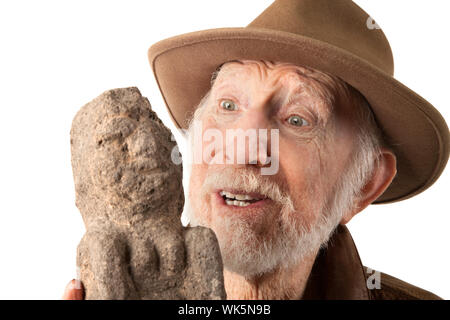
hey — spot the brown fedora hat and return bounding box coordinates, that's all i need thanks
[148,0,449,204]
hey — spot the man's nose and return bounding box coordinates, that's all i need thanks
[222,111,272,167]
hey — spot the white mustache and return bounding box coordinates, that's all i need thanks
[200,167,294,211]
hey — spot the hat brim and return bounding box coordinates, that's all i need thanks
[148,27,449,204]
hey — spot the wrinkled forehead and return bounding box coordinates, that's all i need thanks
[215,60,309,82]
[212,60,342,117]
[216,60,335,96]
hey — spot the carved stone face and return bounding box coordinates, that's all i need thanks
[71,88,183,221]
[91,111,179,210]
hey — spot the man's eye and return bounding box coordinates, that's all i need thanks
[220,100,238,111]
[287,115,309,127]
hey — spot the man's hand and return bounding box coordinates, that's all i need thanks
[62,279,84,300]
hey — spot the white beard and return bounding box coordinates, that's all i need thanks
[186,168,347,278]
[188,205,338,278]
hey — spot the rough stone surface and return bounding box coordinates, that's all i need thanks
[70,87,226,300]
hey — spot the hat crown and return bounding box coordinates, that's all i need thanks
[248,0,394,75]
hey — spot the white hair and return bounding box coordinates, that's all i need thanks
[185,62,385,277]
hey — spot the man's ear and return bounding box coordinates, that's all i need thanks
[340,147,397,224]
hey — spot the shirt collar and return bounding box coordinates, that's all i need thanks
[302,224,370,299]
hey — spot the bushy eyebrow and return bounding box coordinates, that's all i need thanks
[285,90,304,105]
[284,88,316,108]
[283,88,329,124]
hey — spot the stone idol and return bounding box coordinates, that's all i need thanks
[70,87,225,299]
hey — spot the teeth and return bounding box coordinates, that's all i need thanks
[225,199,250,207]
[235,194,246,200]
[236,200,250,207]
[219,190,261,201]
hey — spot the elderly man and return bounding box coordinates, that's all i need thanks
[64,0,449,299]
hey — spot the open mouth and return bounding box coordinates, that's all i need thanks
[219,190,267,207]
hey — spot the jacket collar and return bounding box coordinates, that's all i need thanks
[302,224,370,300]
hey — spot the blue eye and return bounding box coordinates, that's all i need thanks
[287,115,309,127]
[220,100,238,111]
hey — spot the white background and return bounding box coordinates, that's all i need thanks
[0,0,448,299]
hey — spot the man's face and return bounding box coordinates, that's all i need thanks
[187,60,360,277]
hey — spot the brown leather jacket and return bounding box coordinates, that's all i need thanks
[301,225,442,300]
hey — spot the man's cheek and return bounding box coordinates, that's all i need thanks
[288,159,325,222]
